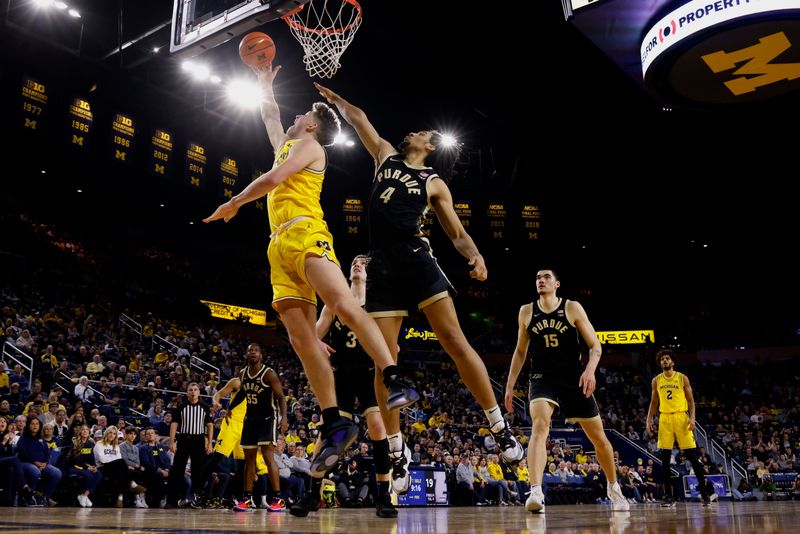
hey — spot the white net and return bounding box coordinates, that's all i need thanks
[283,0,363,78]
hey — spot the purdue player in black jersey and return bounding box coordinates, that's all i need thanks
[315,84,523,495]
[505,269,628,513]
[212,343,287,512]
[291,255,397,518]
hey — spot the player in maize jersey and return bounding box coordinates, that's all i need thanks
[204,65,418,478]
[505,268,629,513]
[647,348,716,506]
[315,83,523,496]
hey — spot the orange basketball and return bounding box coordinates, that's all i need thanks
[239,32,276,68]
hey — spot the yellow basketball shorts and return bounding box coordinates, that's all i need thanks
[657,412,696,450]
[268,218,340,308]
[213,416,243,457]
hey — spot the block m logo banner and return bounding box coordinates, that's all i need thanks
[702,32,800,96]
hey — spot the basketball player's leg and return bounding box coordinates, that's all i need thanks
[372,316,403,437]
[274,299,337,409]
[657,414,677,501]
[242,448,258,494]
[366,409,397,518]
[578,417,617,484]
[306,255,393,373]
[422,296,496,408]
[528,400,555,487]
[423,296,523,463]
[261,443,283,506]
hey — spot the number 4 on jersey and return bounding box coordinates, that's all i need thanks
[379,187,395,204]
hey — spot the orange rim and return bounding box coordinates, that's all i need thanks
[282,0,362,35]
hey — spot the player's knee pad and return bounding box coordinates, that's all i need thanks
[373,437,391,475]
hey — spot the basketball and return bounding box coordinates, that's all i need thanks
[239,32,276,69]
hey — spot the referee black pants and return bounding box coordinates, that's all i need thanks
[168,435,208,502]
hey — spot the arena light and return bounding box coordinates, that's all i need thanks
[210,75,222,84]
[190,64,210,81]
[67,7,80,18]
[54,1,67,8]
[333,133,348,145]
[225,79,261,109]
[33,0,55,8]
[440,133,458,148]
[345,139,355,147]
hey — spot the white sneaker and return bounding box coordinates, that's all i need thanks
[492,425,525,464]
[77,494,92,508]
[526,485,545,513]
[134,494,149,508]
[607,482,630,510]
[389,444,413,494]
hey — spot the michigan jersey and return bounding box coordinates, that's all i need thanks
[655,371,688,413]
[228,390,247,423]
[240,365,277,419]
[267,139,326,229]
[368,155,439,246]
[527,298,583,380]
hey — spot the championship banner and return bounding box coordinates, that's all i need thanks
[185,142,207,189]
[596,330,655,344]
[220,156,239,199]
[342,196,364,236]
[110,112,135,163]
[21,77,47,132]
[252,169,266,211]
[454,201,471,229]
[150,128,173,177]
[68,97,93,149]
[486,201,507,240]
[521,203,542,240]
[200,299,267,326]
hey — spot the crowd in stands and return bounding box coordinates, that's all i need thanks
[2,209,800,509]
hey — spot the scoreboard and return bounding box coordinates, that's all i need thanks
[397,466,448,506]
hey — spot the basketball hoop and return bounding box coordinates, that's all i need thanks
[282,0,362,78]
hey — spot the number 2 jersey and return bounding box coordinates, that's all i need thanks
[368,154,440,247]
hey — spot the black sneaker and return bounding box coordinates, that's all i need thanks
[310,418,359,477]
[492,425,524,464]
[385,377,419,411]
[290,492,321,517]
[375,493,398,518]
[661,497,676,507]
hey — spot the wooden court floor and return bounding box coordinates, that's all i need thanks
[0,502,798,533]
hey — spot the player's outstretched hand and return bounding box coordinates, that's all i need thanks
[203,200,239,223]
[314,82,342,104]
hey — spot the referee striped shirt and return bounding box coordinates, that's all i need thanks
[171,401,211,435]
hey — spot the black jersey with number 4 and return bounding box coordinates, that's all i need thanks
[527,299,583,380]
[368,155,440,247]
[329,317,373,372]
[240,364,276,419]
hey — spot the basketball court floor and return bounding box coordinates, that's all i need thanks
[0,502,798,533]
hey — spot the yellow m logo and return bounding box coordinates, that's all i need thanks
[702,32,800,96]
[154,164,165,174]
[24,118,37,129]
[223,188,233,198]
[115,150,126,160]
[191,177,200,186]
[71,135,84,146]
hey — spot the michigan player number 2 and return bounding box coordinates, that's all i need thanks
[544,334,559,348]
[379,187,395,203]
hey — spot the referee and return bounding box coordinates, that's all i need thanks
[167,383,213,508]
